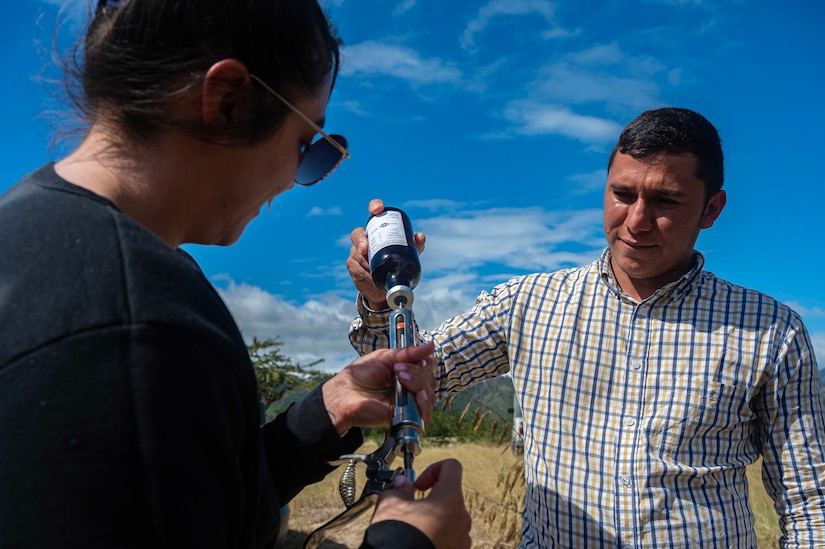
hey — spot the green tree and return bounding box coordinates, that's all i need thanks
[247,336,329,422]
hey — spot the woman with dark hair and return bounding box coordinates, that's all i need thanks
[0,1,471,548]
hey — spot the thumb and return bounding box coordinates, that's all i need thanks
[414,458,463,495]
[368,198,385,215]
[390,473,415,499]
[387,341,435,365]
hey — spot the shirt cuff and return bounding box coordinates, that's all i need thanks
[360,520,435,549]
[284,384,363,462]
[356,293,392,328]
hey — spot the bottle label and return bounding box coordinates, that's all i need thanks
[366,210,408,262]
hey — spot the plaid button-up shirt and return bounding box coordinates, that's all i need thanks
[350,249,825,548]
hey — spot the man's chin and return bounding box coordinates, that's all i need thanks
[612,254,655,279]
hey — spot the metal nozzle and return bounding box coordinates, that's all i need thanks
[386,284,414,310]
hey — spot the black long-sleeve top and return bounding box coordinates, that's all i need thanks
[0,164,433,549]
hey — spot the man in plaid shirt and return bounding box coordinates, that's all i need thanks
[346,107,825,548]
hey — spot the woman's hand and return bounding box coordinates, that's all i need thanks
[321,342,436,435]
[371,459,472,549]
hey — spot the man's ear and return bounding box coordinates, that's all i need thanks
[201,59,251,143]
[700,189,726,229]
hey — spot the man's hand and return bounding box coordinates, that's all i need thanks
[346,199,426,310]
[321,342,436,435]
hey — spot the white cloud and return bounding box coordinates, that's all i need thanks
[667,68,684,86]
[404,206,605,275]
[337,28,661,148]
[464,58,508,94]
[218,205,606,371]
[785,302,825,365]
[216,275,482,373]
[568,169,608,195]
[531,43,666,112]
[402,198,467,213]
[339,99,368,116]
[494,42,671,141]
[341,41,462,85]
[337,205,606,286]
[502,101,623,143]
[307,206,343,217]
[392,0,417,17]
[462,0,565,50]
[37,0,90,28]
[40,0,82,7]
[215,279,360,373]
[411,274,482,330]
[812,332,825,367]
[786,301,825,319]
[565,43,625,65]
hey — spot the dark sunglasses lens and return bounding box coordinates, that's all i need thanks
[295,134,348,186]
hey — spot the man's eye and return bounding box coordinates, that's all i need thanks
[655,197,680,206]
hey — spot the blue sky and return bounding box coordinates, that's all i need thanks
[4,0,824,372]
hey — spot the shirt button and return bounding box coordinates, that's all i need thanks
[622,544,634,549]
[625,418,636,427]
[630,359,642,370]
[620,476,631,487]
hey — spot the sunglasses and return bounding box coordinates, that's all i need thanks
[250,74,349,186]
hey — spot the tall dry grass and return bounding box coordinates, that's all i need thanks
[275,442,781,548]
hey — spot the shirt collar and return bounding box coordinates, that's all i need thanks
[598,248,705,302]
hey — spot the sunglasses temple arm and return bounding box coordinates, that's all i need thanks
[250,74,349,158]
[321,132,350,158]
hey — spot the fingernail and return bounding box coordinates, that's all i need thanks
[393,474,406,488]
[395,364,415,382]
[418,389,429,404]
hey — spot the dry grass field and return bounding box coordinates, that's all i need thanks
[275,442,781,548]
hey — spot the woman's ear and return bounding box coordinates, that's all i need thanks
[201,59,251,144]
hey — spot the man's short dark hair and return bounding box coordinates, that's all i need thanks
[607,107,724,198]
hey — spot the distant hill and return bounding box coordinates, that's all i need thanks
[271,368,825,427]
[452,369,825,414]
[440,375,516,421]
[271,372,518,422]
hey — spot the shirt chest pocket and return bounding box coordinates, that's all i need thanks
[648,378,755,464]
